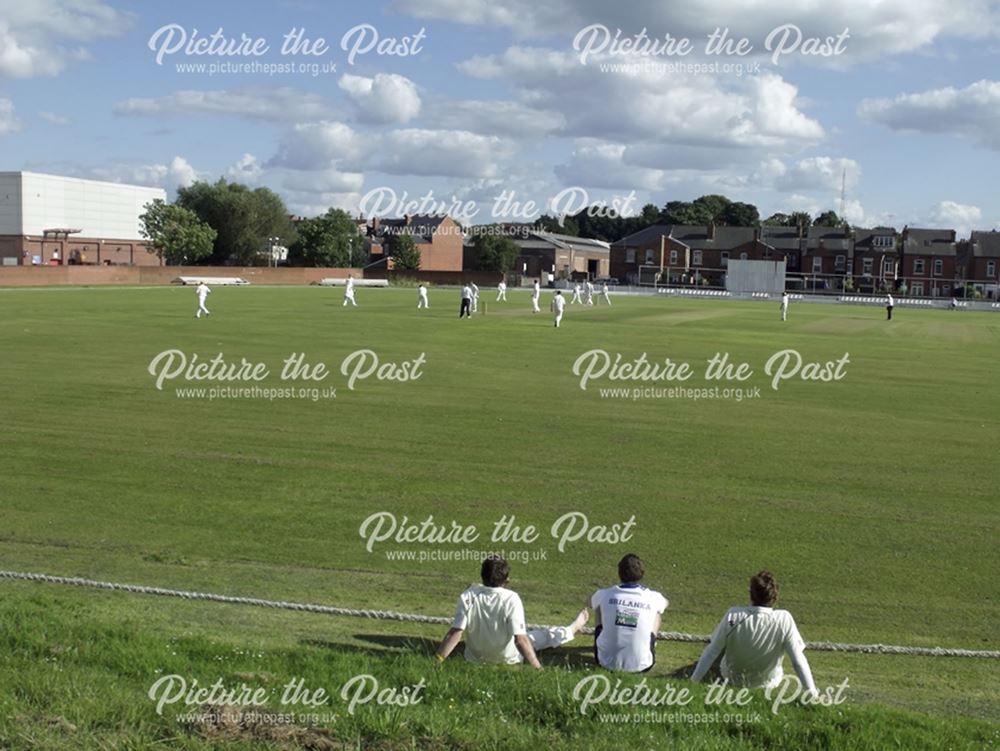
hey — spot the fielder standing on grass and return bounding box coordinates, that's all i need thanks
[780,291,789,321]
[571,282,583,304]
[886,292,894,320]
[470,281,480,313]
[497,278,507,302]
[417,284,429,309]
[195,281,211,318]
[531,279,541,313]
[551,290,565,328]
[601,282,612,306]
[435,556,589,670]
[460,282,472,319]
[585,280,595,306]
[343,282,357,307]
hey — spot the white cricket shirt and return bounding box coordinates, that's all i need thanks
[591,583,668,672]
[691,606,817,693]
[452,584,528,664]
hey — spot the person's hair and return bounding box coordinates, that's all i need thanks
[618,554,645,583]
[749,570,778,606]
[481,556,510,587]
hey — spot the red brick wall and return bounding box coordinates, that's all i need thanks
[0,266,363,287]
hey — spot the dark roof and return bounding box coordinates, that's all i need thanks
[758,226,804,250]
[517,231,609,255]
[968,231,1000,257]
[614,224,672,247]
[614,224,757,250]
[902,228,957,256]
[852,227,898,250]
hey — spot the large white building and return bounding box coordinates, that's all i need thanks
[0,171,166,266]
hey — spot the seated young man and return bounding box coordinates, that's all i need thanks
[435,556,588,669]
[590,554,668,672]
[690,570,818,696]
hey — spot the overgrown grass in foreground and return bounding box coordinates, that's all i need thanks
[1,595,997,750]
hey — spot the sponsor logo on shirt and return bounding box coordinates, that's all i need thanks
[614,610,639,628]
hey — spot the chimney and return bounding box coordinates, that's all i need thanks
[707,222,716,240]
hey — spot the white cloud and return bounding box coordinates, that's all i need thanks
[0,1,132,78]
[268,121,365,170]
[88,156,200,197]
[0,98,20,134]
[39,110,70,125]
[927,200,981,237]
[376,129,514,178]
[860,79,1000,149]
[423,99,565,138]
[773,156,861,193]
[394,0,997,62]
[114,87,341,122]
[226,153,263,185]
[554,140,667,190]
[338,73,421,124]
[459,48,822,147]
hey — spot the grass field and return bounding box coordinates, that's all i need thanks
[1,284,998,749]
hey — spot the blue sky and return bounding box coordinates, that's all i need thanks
[1,0,998,235]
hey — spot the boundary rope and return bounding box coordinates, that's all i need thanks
[1,569,996,658]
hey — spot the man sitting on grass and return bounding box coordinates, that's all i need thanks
[590,553,668,672]
[690,570,818,697]
[435,555,588,670]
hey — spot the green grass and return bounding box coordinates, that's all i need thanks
[0,285,998,748]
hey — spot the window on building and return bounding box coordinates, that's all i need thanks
[883,258,895,276]
[835,255,846,271]
[874,235,893,248]
[988,260,997,277]
[812,257,822,273]
[644,249,655,264]
[692,250,702,266]
[914,259,925,275]
[863,258,873,275]
[933,259,943,276]
[942,284,950,295]
[740,252,748,260]
[720,251,729,267]
[911,282,924,296]
[669,249,678,265]
[626,248,635,264]
[847,259,854,274]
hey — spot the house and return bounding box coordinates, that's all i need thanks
[803,226,853,277]
[366,214,464,272]
[959,231,1000,298]
[471,229,610,281]
[851,228,899,293]
[900,227,958,297]
[610,224,758,284]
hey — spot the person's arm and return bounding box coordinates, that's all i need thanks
[690,614,728,683]
[514,634,542,669]
[784,617,818,697]
[436,628,463,663]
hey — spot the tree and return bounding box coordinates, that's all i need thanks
[474,231,520,274]
[763,212,792,226]
[139,199,216,265]
[390,232,422,271]
[813,210,844,227]
[721,201,760,227]
[789,211,812,230]
[176,179,296,266]
[289,208,361,267]
[535,214,579,236]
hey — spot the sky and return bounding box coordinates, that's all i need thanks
[1,0,998,236]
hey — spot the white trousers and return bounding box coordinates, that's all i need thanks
[196,301,209,317]
[344,295,357,307]
[527,625,575,651]
[532,295,540,312]
[781,305,787,321]
[497,290,507,301]
[554,311,563,327]
[418,297,428,308]
[571,291,582,304]
[602,294,611,306]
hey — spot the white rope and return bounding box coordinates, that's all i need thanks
[2,569,997,659]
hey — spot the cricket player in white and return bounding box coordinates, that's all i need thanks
[497,279,507,302]
[343,285,357,307]
[470,281,480,313]
[570,283,583,304]
[585,280,595,306]
[590,554,667,672]
[436,557,588,669]
[601,282,612,306]
[459,283,472,318]
[691,571,818,697]
[417,284,429,309]
[551,290,566,328]
[531,280,541,313]
[195,282,211,318]
[780,292,789,321]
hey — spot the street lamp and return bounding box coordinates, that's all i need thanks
[268,236,280,267]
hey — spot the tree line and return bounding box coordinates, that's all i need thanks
[139,180,848,270]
